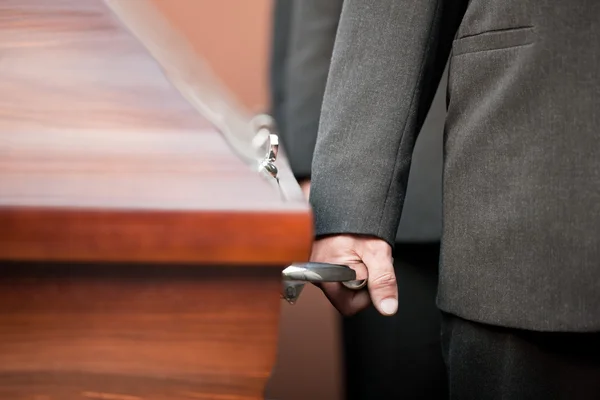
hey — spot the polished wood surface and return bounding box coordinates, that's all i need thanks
[0,0,313,399]
[0,263,282,400]
[0,0,312,265]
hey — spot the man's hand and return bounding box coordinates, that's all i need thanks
[310,234,397,316]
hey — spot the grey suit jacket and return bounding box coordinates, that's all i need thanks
[311,0,600,331]
[268,0,293,142]
[270,0,445,243]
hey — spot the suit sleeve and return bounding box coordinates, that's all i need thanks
[282,0,344,181]
[310,0,467,246]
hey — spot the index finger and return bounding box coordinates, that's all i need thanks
[317,262,370,316]
[318,281,371,316]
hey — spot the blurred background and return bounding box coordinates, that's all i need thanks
[151,0,272,113]
[148,1,343,399]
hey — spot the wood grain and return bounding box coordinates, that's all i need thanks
[0,0,313,398]
[0,263,282,400]
[0,0,312,265]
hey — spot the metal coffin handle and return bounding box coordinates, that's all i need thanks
[249,116,369,303]
[281,262,367,304]
[251,114,279,181]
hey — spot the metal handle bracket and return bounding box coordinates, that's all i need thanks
[281,262,366,304]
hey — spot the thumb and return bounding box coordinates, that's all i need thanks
[362,251,397,316]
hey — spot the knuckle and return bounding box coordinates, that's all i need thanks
[365,239,392,255]
[369,272,397,289]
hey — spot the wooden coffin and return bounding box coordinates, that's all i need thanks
[0,1,312,399]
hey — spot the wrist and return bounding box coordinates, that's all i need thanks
[315,233,392,253]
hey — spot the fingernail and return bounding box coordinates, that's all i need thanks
[380,298,398,315]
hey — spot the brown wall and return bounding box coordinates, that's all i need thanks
[151,2,342,400]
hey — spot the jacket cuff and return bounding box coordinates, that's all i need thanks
[310,179,403,249]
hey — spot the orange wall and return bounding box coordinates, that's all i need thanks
[151,0,272,113]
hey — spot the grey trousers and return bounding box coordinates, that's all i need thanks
[442,312,600,400]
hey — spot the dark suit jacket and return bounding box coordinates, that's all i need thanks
[310,0,600,331]
[270,0,445,243]
[268,0,292,142]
